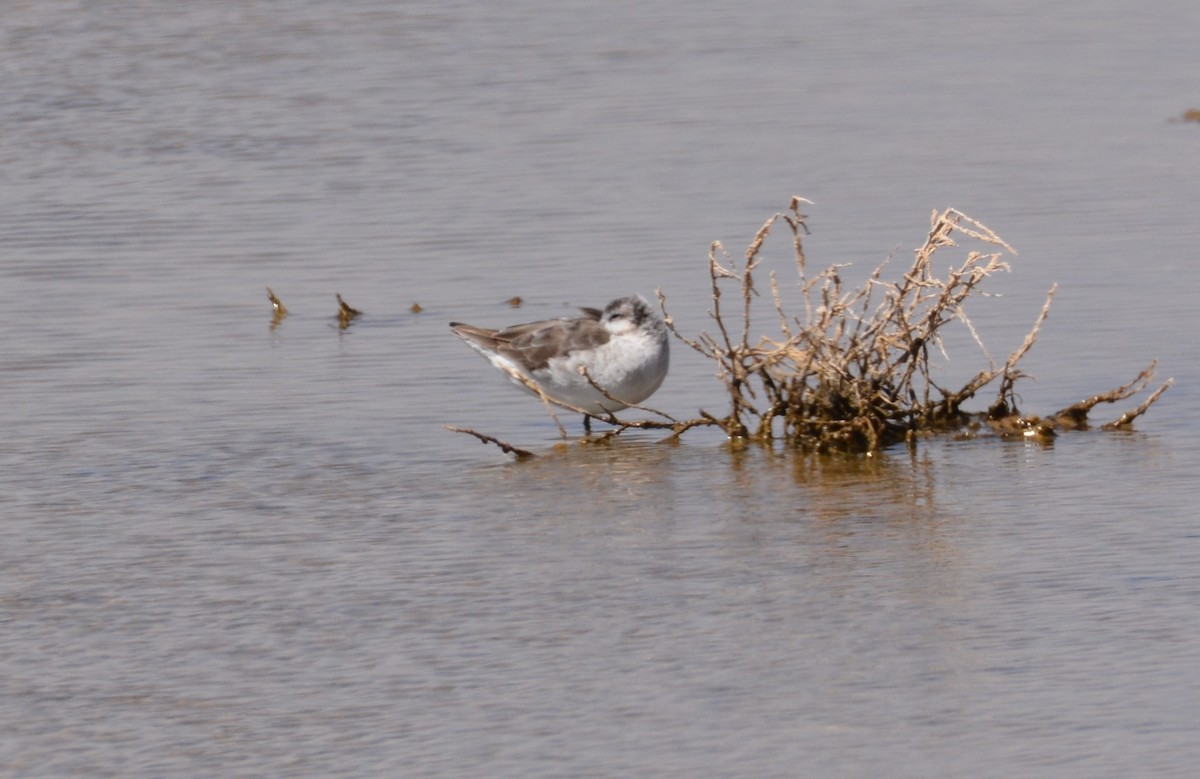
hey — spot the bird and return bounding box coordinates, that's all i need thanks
[450,295,669,429]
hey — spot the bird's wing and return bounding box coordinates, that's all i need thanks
[494,317,611,372]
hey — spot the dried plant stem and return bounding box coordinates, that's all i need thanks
[1046,362,1171,430]
[1103,378,1174,429]
[444,426,535,459]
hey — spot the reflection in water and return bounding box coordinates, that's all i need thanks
[473,435,983,742]
[523,436,679,485]
[488,435,963,579]
[724,442,943,523]
[726,442,963,582]
[490,437,680,521]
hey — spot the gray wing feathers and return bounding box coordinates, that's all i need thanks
[451,317,611,372]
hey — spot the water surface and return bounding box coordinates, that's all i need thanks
[2,2,1199,777]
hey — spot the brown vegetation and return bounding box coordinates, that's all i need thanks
[336,293,361,329]
[651,198,1171,451]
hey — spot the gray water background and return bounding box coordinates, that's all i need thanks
[3,1,1200,776]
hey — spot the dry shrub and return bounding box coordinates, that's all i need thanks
[656,197,1170,451]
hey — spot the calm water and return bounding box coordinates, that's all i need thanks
[3,1,1200,776]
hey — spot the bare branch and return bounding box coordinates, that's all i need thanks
[1052,362,1167,429]
[1103,379,1173,429]
[444,426,535,459]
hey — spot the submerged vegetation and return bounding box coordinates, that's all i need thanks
[447,198,1170,456]
[265,289,371,330]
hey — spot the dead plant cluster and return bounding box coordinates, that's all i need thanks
[657,197,1170,451]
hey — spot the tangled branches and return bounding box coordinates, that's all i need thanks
[657,198,1171,451]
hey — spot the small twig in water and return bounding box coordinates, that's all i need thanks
[444,426,535,459]
[336,293,361,329]
[267,287,288,329]
[267,287,288,316]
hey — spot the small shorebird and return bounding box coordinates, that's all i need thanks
[450,295,669,427]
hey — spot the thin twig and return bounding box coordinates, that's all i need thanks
[576,367,679,423]
[1103,379,1173,429]
[1052,362,1163,428]
[444,426,535,459]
